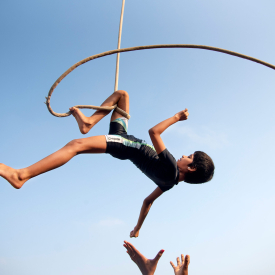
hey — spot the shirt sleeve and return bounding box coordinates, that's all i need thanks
[158,183,174,192]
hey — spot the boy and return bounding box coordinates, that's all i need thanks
[0,90,214,237]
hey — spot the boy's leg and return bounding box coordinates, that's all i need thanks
[110,90,129,122]
[70,90,129,134]
[0,135,106,189]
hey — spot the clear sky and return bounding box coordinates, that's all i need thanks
[1,1,275,274]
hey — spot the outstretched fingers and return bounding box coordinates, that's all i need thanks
[170,254,190,275]
[183,255,190,269]
[170,260,176,269]
[177,256,181,266]
[124,241,137,252]
[123,241,138,259]
[181,254,184,262]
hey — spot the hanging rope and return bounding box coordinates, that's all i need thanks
[109,0,128,119]
[114,0,125,93]
[45,44,275,118]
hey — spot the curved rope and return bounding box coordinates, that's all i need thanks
[46,44,275,117]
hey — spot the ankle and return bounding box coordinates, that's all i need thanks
[18,169,28,181]
[87,117,95,126]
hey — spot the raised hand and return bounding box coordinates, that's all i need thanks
[175,108,189,121]
[170,254,190,275]
[130,226,140,238]
[123,241,164,275]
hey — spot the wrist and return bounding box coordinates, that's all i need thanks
[173,114,180,122]
[135,225,141,231]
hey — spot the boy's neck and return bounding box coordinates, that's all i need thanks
[178,171,185,182]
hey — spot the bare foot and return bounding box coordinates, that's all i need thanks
[69,107,94,134]
[170,254,190,275]
[123,241,164,275]
[0,163,26,189]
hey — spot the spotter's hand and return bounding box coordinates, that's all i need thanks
[175,109,189,121]
[170,254,190,275]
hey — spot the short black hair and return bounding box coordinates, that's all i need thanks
[184,151,215,184]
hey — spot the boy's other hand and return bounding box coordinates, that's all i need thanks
[170,254,190,275]
[175,109,189,121]
[130,226,140,238]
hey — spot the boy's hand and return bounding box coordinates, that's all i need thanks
[130,226,140,238]
[175,109,189,121]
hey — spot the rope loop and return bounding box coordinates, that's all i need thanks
[46,44,275,118]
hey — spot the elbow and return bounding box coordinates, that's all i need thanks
[143,198,153,206]
[149,128,156,136]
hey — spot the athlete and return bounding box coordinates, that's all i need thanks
[0,90,214,237]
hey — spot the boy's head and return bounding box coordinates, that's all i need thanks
[177,151,214,184]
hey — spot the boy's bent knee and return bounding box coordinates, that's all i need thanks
[116,90,129,98]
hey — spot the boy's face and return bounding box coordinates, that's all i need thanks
[177,154,194,173]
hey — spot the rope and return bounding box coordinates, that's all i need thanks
[114,0,125,92]
[111,0,128,119]
[45,44,275,117]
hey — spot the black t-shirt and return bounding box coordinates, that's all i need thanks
[131,146,179,192]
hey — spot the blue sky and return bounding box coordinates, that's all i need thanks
[1,1,275,274]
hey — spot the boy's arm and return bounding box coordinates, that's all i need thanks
[149,109,189,154]
[130,187,164,238]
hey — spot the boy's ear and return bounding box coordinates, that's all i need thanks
[188,166,196,172]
